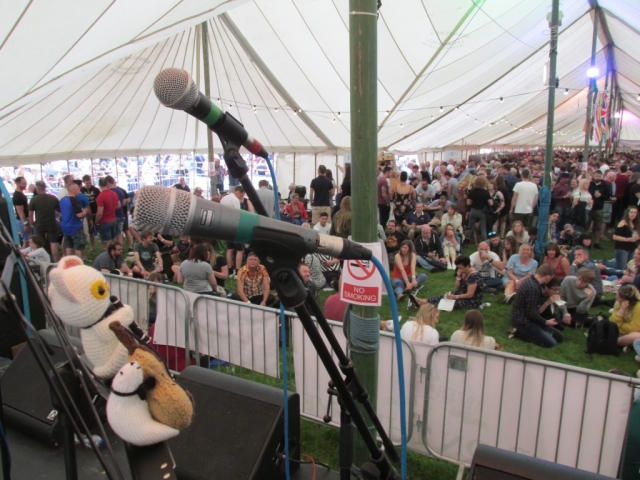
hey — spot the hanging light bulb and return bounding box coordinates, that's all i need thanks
[294,109,298,115]
[500,97,504,103]
[564,88,569,95]
[400,124,403,128]
[475,119,478,122]
[338,112,341,117]
[252,105,257,111]
[431,115,434,119]
[229,105,232,109]
[637,94,640,101]
[385,110,389,116]
[455,106,459,110]
[439,106,443,112]
[332,118,336,123]
[275,108,278,113]
[466,114,469,117]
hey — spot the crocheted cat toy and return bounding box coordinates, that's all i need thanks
[109,321,194,430]
[48,256,142,380]
[107,361,180,446]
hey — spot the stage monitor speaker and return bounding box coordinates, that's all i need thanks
[0,330,85,447]
[170,366,300,480]
[468,444,616,480]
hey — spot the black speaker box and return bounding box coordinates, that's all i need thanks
[0,330,84,447]
[170,366,300,480]
[468,444,616,480]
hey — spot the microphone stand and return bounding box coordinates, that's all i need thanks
[217,135,269,218]
[249,229,399,480]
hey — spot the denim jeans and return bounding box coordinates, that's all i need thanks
[516,322,564,348]
[392,273,427,296]
[468,208,488,241]
[482,276,503,291]
[416,256,436,271]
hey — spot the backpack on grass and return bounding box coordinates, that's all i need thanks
[585,318,620,357]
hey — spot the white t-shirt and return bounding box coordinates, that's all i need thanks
[572,190,593,210]
[400,321,439,345]
[450,330,496,350]
[220,193,241,209]
[313,223,332,235]
[512,181,538,214]
[469,251,500,278]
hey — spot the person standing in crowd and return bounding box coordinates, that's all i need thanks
[94,177,120,251]
[81,175,100,250]
[391,171,417,227]
[612,164,630,226]
[93,241,133,276]
[256,179,275,218]
[510,168,538,228]
[12,176,31,247]
[310,165,335,225]
[209,157,226,196]
[466,175,493,242]
[588,169,611,249]
[509,264,563,348]
[106,175,129,246]
[59,183,89,258]
[552,173,573,227]
[57,174,75,200]
[28,180,60,262]
[377,166,393,227]
[220,186,247,277]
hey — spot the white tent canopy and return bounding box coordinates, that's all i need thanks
[0,0,639,165]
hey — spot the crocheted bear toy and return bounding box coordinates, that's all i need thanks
[48,256,137,379]
[110,321,194,430]
[107,361,180,446]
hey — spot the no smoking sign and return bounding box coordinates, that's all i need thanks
[340,242,386,306]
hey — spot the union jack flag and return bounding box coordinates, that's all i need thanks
[593,92,608,143]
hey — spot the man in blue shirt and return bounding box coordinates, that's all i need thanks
[60,183,89,257]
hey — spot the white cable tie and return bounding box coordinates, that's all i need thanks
[349,11,378,16]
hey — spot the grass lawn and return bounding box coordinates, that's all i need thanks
[80,234,633,478]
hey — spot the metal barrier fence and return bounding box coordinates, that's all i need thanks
[41,267,639,476]
[425,343,639,477]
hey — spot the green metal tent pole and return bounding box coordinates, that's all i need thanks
[583,11,599,162]
[349,0,379,468]
[536,0,560,255]
[201,21,215,197]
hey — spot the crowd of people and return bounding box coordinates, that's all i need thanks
[10,150,640,362]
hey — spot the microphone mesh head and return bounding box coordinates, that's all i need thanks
[153,68,199,111]
[134,186,192,236]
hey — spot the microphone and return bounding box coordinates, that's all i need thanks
[134,186,372,261]
[154,68,269,159]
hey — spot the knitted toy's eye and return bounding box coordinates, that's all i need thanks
[90,280,109,300]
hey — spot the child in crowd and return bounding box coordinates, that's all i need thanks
[20,235,51,263]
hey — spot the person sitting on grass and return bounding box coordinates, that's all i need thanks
[558,269,596,328]
[132,230,162,279]
[441,223,460,270]
[451,310,497,350]
[399,303,440,346]
[611,285,640,348]
[176,244,217,295]
[569,245,603,306]
[509,264,563,348]
[410,255,484,310]
[392,240,427,300]
[236,251,278,307]
[470,241,506,292]
[498,243,538,304]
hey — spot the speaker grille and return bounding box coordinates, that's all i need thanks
[171,376,282,480]
[470,465,529,480]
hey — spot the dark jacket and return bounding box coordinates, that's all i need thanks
[414,233,444,259]
[588,180,610,211]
